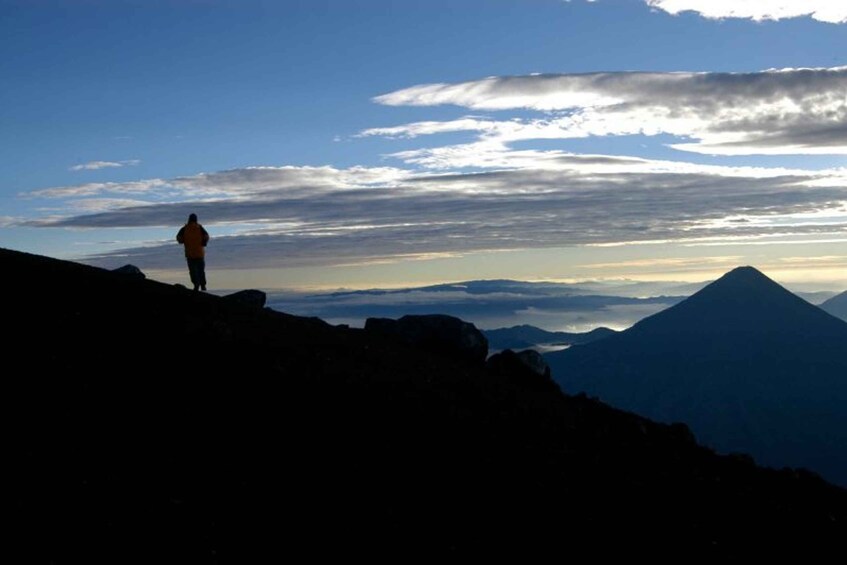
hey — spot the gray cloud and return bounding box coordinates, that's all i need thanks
[26,179,170,199]
[50,165,847,271]
[373,67,847,155]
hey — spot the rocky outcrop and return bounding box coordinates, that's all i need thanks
[515,349,551,378]
[365,314,488,364]
[223,289,267,310]
[487,348,551,379]
[112,264,145,279]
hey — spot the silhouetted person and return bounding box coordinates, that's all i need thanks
[176,213,210,291]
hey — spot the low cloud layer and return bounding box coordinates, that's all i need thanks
[267,279,689,332]
[645,0,847,24]
[372,67,847,155]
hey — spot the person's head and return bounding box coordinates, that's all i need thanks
[188,213,198,223]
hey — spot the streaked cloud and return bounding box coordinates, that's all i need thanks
[66,198,156,213]
[26,179,170,199]
[645,1,847,24]
[373,67,847,155]
[580,256,744,271]
[69,159,141,171]
[360,117,500,139]
[28,165,412,200]
[22,160,847,272]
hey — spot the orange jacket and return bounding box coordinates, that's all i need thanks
[176,222,209,259]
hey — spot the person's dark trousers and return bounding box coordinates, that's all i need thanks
[187,258,206,290]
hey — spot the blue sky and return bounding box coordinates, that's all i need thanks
[2,0,846,291]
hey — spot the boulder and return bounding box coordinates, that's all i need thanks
[486,349,551,379]
[365,314,488,364]
[515,349,551,379]
[112,264,146,279]
[222,289,267,310]
[486,349,557,392]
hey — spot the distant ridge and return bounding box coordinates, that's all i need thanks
[268,278,685,332]
[547,266,847,486]
[484,324,616,351]
[821,290,847,322]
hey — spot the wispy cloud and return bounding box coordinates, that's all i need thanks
[373,67,847,155]
[580,256,744,270]
[645,1,847,24]
[26,179,170,199]
[66,198,156,213]
[30,165,412,200]
[360,117,500,139]
[69,159,141,171]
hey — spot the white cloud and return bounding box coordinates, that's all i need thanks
[645,0,847,24]
[387,141,844,180]
[375,75,625,111]
[69,159,141,171]
[373,67,847,155]
[359,117,503,138]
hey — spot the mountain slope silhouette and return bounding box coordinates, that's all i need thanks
[821,289,847,321]
[547,266,847,486]
[4,249,847,560]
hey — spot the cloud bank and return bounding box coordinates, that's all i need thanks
[25,161,847,271]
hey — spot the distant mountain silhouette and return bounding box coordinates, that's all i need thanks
[5,249,847,560]
[821,290,847,321]
[547,266,847,486]
[267,278,685,331]
[484,324,616,351]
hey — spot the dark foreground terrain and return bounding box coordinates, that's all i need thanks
[5,248,847,562]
